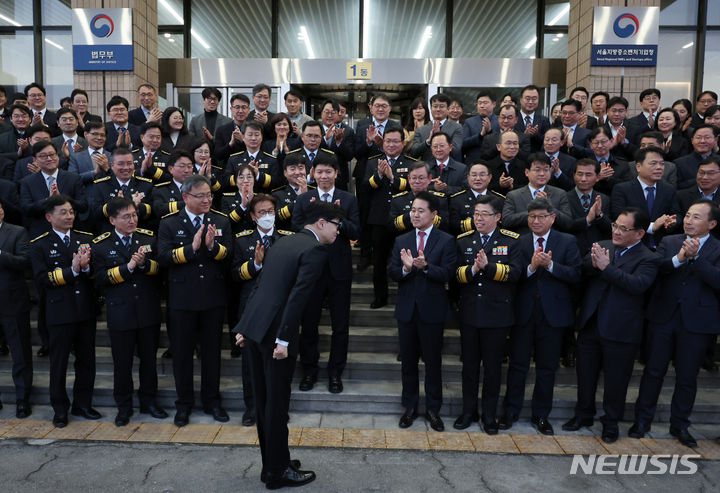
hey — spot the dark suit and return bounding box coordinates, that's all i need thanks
[68,148,112,186]
[676,187,720,238]
[559,125,592,158]
[0,128,30,178]
[504,230,582,419]
[602,121,641,162]
[462,114,501,164]
[426,158,467,195]
[627,112,658,139]
[575,240,659,425]
[90,175,154,231]
[0,222,33,402]
[272,184,305,232]
[234,228,329,478]
[52,135,88,169]
[663,132,691,162]
[501,185,573,235]
[214,121,247,164]
[128,107,149,126]
[635,234,720,430]
[515,113,552,152]
[157,209,232,413]
[389,227,457,413]
[160,133,195,153]
[456,228,521,420]
[20,170,87,238]
[592,156,633,196]
[224,150,280,192]
[30,230,96,415]
[92,229,162,412]
[546,152,577,191]
[610,178,678,248]
[246,110,275,137]
[449,189,506,235]
[486,157,528,194]
[565,188,612,255]
[320,124,355,190]
[103,122,142,153]
[676,152,718,190]
[292,189,360,379]
[0,178,22,225]
[388,190,450,234]
[478,131,531,162]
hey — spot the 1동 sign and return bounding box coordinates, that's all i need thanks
[72,8,133,71]
[347,62,372,80]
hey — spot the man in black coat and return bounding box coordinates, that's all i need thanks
[425,132,467,195]
[92,197,167,426]
[234,201,344,490]
[675,125,719,190]
[565,159,612,255]
[103,95,142,152]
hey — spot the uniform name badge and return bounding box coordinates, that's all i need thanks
[492,246,508,256]
[215,228,223,237]
[138,245,152,254]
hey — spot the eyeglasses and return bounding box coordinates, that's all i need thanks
[528,213,553,221]
[469,172,489,178]
[255,209,275,216]
[254,94,270,100]
[36,152,58,159]
[499,115,516,121]
[698,170,720,177]
[117,212,138,221]
[194,149,211,155]
[59,117,77,122]
[231,105,250,110]
[473,211,497,217]
[186,192,213,200]
[327,219,342,228]
[699,99,717,105]
[87,131,106,137]
[611,222,637,232]
[430,104,447,110]
[384,139,403,144]
[373,103,390,109]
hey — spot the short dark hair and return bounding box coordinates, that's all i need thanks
[9,103,32,119]
[190,136,214,156]
[639,88,661,102]
[106,95,129,112]
[589,126,612,141]
[24,82,46,97]
[244,121,264,135]
[59,97,72,107]
[181,174,211,194]
[689,198,720,223]
[704,104,720,119]
[635,146,665,163]
[26,124,52,140]
[413,190,439,212]
[408,162,430,175]
[590,91,610,104]
[561,99,582,112]
[236,163,257,179]
[526,152,551,169]
[372,92,391,105]
[429,132,451,146]
[638,131,664,146]
[313,151,338,170]
[570,86,589,98]
[283,151,308,171]
[137,83,156,93]
[85,121,105,134]
[607,96,629,109]
[252,83,271,97]
[168,149,193,167]
[693,123,719,137]
[527,197,554,214]
[699,156,720,169]
[429,93,451,106]
[619,207,650,231]
[303,201,345,226]
[521,84,540,96]
[112,148,133,161]
[10,92,27,104]
[673,98,693,116]
[201,87,222,100]
[140,121,162,135]
[249,193,277,213]
[476,90,495,102]
[284,89,304,101]
[106,197,136,218]
[575,158,601,174]
[230,93,250,105]
[384,127,404,140]
[476,194,503,214]
[55,107,78,120]
[322,99,340,113]
[44,194,72,215]
[302,120,322,133]
[696,91,718,103]
[31,140,55,156]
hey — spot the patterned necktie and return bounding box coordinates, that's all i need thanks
[647,114,654,128]
[537,237,545,252]
[376,123,384,136]
[322,192,330,202]
[525,115,532,127]
[122,235,132,252]
[119,127,127,134]
[481,234,490,248]
[581,194,591,212]
[68,139,74,150]
[308,152,315,163]
[63,235,70,248]
[121,184,129,196]
[418,231,426,253]
[262,235,271,249]
[193,216,202,231]
[646,186,655,213]
[46,175,55,191]
[614,247,627,263]
[389,158,396,168]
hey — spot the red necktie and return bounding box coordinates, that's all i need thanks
[418,231,426,253]
[537,237,545,252]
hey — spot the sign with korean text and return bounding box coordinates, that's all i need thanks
[591,6,659,67]
[72,8,133,71]
[346,62,372,80]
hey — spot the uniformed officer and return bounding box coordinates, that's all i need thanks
[152,149,194,218]
[92,197,167,426]
[90,148,153,232]
[449,163,506,235]
[272,152,312,231]
[132,121,171,182]
[389,162,450,234]
[221,164,257,235]
[453,195,521,434]
[223,121,280,192]
[29,194,99,428]
[231,193,293,425]
[157,174,232,427]
[364,127,415,308]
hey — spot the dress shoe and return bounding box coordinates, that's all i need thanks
[0,343,9,355]
[261,460,302,483]
[242,407,256,426]
[265,466,316,490]
[71,406,101,420]
[562,351,576,368]
[230,345,242,358]
[670,427,698,448]
[298,375,317,391]
[370,298,387,309]
[702,360,719,372]
[601,424,619,444]
[481,417,499,435]
[37,346,49,357]
[16,402,31,419]
[628,422,651,439]
[115,410,133,427]
[498,413,518,430]
[453,412,479,430]
[174,409,190,427]
[398,408,418,428]
[562,416,594,431]
[425,410,444,432]
[531,416,555,436]
[53,413,68,428]
[161,349,172,359]
[140,403,168,419]
[204,406,230,423]
[328,376,343,394]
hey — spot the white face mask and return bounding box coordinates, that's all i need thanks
[257,213,275,230]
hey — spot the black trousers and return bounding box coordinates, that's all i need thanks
[48,319,96,414]
[460,324,508,420]
[370,224,393,301]
[635,309,714,430]
[246,338,296,477]
[575,316,638,425]
[236,297,255,410]
[299,275,351,378]
[0,312,33,402]
[108,325,160,412]
[169,307,224,411]
[504,302,564,418]
[398,310,444,413]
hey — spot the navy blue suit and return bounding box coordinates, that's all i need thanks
[103,122,142,153]
[560,125,593,158]
[547,152,577,191]
[514,113,551,152]
[675,152,718,190]
[575,240,659,426]
[20,170,87,237]
[389,227,456,413]
[635,234,720,430]
[504,230,582,419]
[462,114,501,164]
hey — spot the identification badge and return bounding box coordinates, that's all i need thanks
[492,246,508,256]
[215,229,223,237]
[138,245,152,254]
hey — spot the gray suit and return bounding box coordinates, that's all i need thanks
[68,148,113,185]
[188,112,232,137]
[52,135,88,169]
[409,120,463,162]
[627,160,677,187]
[501,184,572,235]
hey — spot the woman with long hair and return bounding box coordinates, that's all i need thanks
[403,96,430,152]
[161,106,194,152]
[655,108,690,162]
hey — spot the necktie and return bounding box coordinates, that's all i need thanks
[47,175,55,191]
[533,190,538,199]
[92,150,100,157]
[321,192,330,203]
[646,186,655,213]
[648,114,654,128]
[376,123,384,136]
[119,127,127,134]
[439,162,446,172]
[308,152,315,163]
[262,235,271,249]
[63,235,70,248]
[122,235,132,252]
[68,139,74,150]
[389,158,396,167]
[581,194,591,212]
[537,237,545,252]
[614,247,627,262]
[121,184,129,196]
[525,115,532,127]
[481,234,490,248]
[193,216,202,231]
[504,162,511,174]
[418,231,426,253]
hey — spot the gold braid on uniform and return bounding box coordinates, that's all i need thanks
[147,259,159,275]
[152,167,164,181]
[277,205,290,220]
[214,243,228,260]
[229,209,242,223]
[398,177,408,191]
[172,247,187,264]
[107,266,124,284]
[456,265,473,284]
[48,268,67,286]
[461,217,472,232]
[492,263,510,282]
[239,261,254,280]
[432,215,442,227]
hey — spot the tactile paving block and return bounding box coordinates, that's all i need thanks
[45,421,100,440]
[511,434,564,455]
[126,423,178,442]
[427,431,475,451]
[85,422,137,441]
[3,419,54,439]
[468,432,520,454]
[601,437,653,456]
[0,419,21,436]
[695,440,720,460]
[555,435,610,455]
[213,425,259,445]
[298,427,343,448]
[641,437,699,456]
[171,424,221,443]
[384,430,430,450]
[342,429,387,449]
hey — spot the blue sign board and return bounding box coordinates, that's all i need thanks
[591,7,659,67]
[72,8,133,71]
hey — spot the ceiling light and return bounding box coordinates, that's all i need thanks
[298,26,315,59]
[164,33,171,38]
[682,42,694,49]
[548,5,570,26]
[414,26,433,59]
[524,36,537,50]
[0,14,21,27]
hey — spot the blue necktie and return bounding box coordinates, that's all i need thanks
[63,235,70,248]
[193,216,202,231]
[646,186,655,214]
[525,115,532,127]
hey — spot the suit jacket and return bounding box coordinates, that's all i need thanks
[515,230,582,327]
[426,157,467,195]
[514,113,552,152]
[214,121,247,164]
[68,148,112,185]
[578,240,659,343]
[478,131,531,162]
[610,178,678,247]
[627,112,658,137]
[501,184,572,234]
[0,178,22,225]
[103,122,142,152]
[0,128,30,174]
[389,227,457,324]
[291,188,360,280]
[364,154,414,225]
[20,170,87,237]
[388,190,450,233]
[188,111,233,138]
[320,123,355,190]
[160,133,195,153]
[52,135,88,169]
[602,121,641,161]
[565,188,612,254]
[486,156,528,194]
[246,110,276,137]
[663,132,691,162]
[676,187,720,238]
[547,152,577,191]
[352,117,402,184]
[647,234,720,333]
[626,159,677,187]
[462,114,501,164]
[234,228,329,356]
[675,152,718,190]
[409,120,463,162]
[0,221,31,315]
[593,156,633,196]
[128,107,149,126]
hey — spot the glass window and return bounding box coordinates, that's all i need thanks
[158,0,184,25]
[0,32,34,88]
[659,0,697,27]
[656,31,695,103]
[453,0,537,58]
[703,32,720,97]
[0,0,33,26]
[279,0,359,58]
[543,33,567,59]
[364,0,445,58]
[42,0,71,26]
[191,0,271,58]
[43,30,73,109]
[708,0,720,25]
[159,32,184,58]
[545,0,569,26]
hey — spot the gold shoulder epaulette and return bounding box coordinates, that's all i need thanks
[457,230,474,239]
[30,232,49,243]
[308,185,316,189]
[92,232,111,244]
[430,191,446,197]
[73,230,94,236]
[271,185,286,192]
[450,189,467,198]
[131,148,141,154]
[135,176,152,183]
[403,154,420,162]
[93,176,111,183]
[286,148,301,154]
[262,152,276,159]
[223,192,236,196]
[491,190,507,199]
[162,211,179,218]
[500,229,519,239]
[368,153,383,160]
[229,151,243,157]
[211,165,223,170]
[392,191,409,198]
[160,150,170,155]
[277,230,294,236]
[235,230,253,237]
[154,181,171,187]
[136,228,154,236]
[319,148,335,155]
[210,209,228,217]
